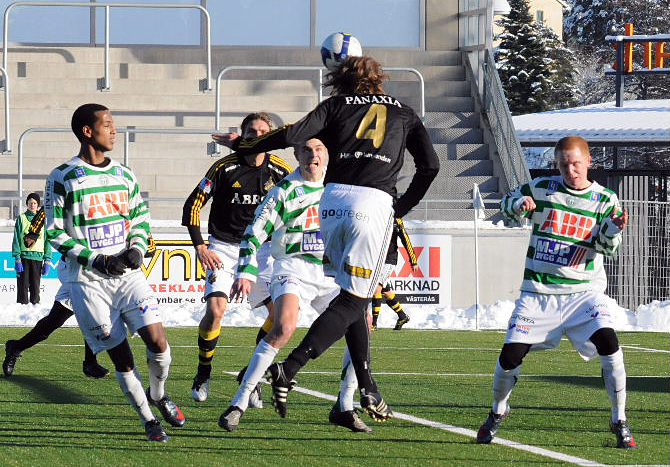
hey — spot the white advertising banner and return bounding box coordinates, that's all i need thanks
[0,231,451,309]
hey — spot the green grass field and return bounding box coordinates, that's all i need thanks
[1,327,668,467]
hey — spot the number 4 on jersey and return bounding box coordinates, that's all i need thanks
[355,103,387,148]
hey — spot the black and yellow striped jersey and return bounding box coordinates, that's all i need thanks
[233,93,439,218]
[182,152,291,245]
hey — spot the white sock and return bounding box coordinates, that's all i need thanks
[146,345,171,401]
[491,360,520,415]
[231,339,279,411]
[600,349,627,422]
[116,368,154,424]
[338,347,358,412]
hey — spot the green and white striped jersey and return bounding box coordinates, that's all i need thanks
[237,168,325,281]
[44,156,150,282]
[501,176,623,294]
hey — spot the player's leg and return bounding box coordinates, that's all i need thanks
[16,258,29,304]
[221,291,300,429]
[26,258,41,305]
[382,285,410,330]
[120,272,185,429]
[3,300,72,376]
[478,292,559,444]
[192,240,237,401]
[70,279,167,442]
[371,284,382,330]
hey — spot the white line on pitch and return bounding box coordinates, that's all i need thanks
[621,345,670,354]
[261,380,608,467]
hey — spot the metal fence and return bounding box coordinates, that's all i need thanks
[605,200,670,311]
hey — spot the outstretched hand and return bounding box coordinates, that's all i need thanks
[211,132,240,149]
[611,208,628,230]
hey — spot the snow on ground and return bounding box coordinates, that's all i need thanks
[1,297,668,332]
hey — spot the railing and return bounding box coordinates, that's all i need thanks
[16,127,217,200]
[481,49,530,190]
[214,65,426,132]
[2,2,212,92]
[0,66,8,152]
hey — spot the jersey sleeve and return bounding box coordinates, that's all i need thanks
[500,182,534,222]
[124,167,151,254]
[234,100,332,154]
[45,169,97,268]
[395,218,417,267]
[182,159,219,246]
[394,114,440,218]
[595,193,624,256]
[11,215,23,258]
[236,184,286,281]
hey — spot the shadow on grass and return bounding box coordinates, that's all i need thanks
[1,374,96,405]
[534,375,670,394]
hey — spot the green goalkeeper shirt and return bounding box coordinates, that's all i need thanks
[501,176,623,294]
[44,156,151,282]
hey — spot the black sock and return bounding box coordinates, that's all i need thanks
[83,340,97,363]
[344,312,376,392]
[256,327,267,345]
[15,301,73,352]
[283,290,369,379]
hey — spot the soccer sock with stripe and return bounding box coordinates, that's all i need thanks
[256,316,273,344]
[116,368,155,424]
[338,346,357,412]
[147,345,171,401]
[384,289,407,318]
[491,359,519,415]
[371,292,382,325]
[197,327,220,378]
[600,349,627,422]
[231,339,279,411]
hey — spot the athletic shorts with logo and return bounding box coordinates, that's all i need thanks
[205,237,272,307]
[319,183,394,298]
[270,257,340,313]
[504,290,618,360]
[69,270,162,354]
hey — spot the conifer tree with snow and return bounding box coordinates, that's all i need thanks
[495,0,552,114]
[537,24,581,109]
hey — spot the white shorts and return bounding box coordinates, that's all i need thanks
[270,263,340,314]
[204,238,272,306]
[69,270,162,354]
[55,261,72,310]
[504,291,618,360]
[319,184,394,298]
[377,263,395,288]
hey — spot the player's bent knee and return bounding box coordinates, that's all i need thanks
[499,343,531,370]
[590,327,619,356]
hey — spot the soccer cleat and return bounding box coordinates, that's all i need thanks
[360,388,393,421]
[371,317,378,331]
[218,406,244,432]
[191,374,210,402]
[82,360,110,379]
[610,419,637,449]
[477,410,509,444]
[394,314,410,331]
[144,419,168,442]
[329,404,372,433]
[3,340,21,377]
[146,388,186,427]
[237,365,263,409]
[265,362,295,418]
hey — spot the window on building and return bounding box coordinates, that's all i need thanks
[536,10,544,24]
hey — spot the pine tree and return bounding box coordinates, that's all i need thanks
[495,0,552,115]
[537,24,581,109]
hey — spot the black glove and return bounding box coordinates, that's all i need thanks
[92,254,126,276]
[120,248,143,269]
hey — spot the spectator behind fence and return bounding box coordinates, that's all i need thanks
[12,193,52,304]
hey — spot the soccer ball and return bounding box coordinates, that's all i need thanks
[320,32,363,71]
